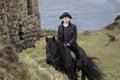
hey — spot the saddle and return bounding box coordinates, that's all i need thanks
[67,49,76,60]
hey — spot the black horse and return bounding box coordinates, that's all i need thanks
[45,36,104,80]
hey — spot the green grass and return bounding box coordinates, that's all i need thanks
[19,29,120,80]
[78,30,120,80]
[1,29,120,80]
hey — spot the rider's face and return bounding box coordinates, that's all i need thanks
[63,17,70,24]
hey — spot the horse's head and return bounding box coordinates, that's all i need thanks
[45,36,57,65]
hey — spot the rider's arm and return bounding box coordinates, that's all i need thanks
[68,25,77,45]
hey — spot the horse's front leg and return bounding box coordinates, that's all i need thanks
[67,73,75,80]
[74,77,78,80]
[81,70,86,80]
[68,75,73,80]
[67,72,78,80]
[69,73,78,80]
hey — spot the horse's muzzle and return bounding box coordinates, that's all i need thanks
[46,59,51,65]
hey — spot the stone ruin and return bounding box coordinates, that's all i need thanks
[0,0,41,52]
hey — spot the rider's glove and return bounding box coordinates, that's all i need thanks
[66,43,70,46]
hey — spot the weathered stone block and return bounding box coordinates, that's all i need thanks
[14,36,20,41]
[0,30,2,35]
[0,35,7,40]
[33,37,37,41]
[19,40,24,44]
[0,20,4,25]
[0,3,4,9]
[20,12,27,18]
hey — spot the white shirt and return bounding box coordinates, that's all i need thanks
[63,23,68,27]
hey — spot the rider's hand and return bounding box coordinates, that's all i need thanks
[63,43,70,47]
[66,43,70,46]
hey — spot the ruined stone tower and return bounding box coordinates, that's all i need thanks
[0,0,41,52]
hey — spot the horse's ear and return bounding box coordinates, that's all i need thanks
[46,36,48,42]
[52,36,56,41]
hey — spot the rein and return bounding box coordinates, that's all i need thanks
[47,53,60,62]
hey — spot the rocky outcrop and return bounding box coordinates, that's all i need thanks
[105,15,120,30]
[0,0,41,52]
[104,15,120,46]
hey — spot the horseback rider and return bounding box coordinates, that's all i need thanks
[57,12,87,76]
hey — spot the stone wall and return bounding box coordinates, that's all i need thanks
[0,0,41,52]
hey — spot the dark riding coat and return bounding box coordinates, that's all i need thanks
[57,21,82,58]
[57,21,77,46]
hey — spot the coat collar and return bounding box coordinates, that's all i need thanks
[61,21,72,26]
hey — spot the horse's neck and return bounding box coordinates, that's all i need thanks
[56,42,68,58]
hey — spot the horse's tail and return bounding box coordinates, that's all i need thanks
[84,57,104,80]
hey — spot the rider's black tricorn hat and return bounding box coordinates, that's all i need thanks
[59,12,72,19]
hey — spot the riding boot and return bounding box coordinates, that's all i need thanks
[74,58,82,78]
[75,67,79,78]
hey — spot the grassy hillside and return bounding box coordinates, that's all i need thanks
[21,29,120,80]
[78,30,120,80]
[0,28,120,80]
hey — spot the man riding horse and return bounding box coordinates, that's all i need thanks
[57,12,87,77]
[45,12,104,79]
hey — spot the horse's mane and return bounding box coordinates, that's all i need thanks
[53,40,71,71]
[56,41,70,59]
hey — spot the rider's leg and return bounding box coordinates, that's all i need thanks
[67,46,82,77]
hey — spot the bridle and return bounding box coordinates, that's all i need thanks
[46,43,61,65]
[46,52,60,62]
